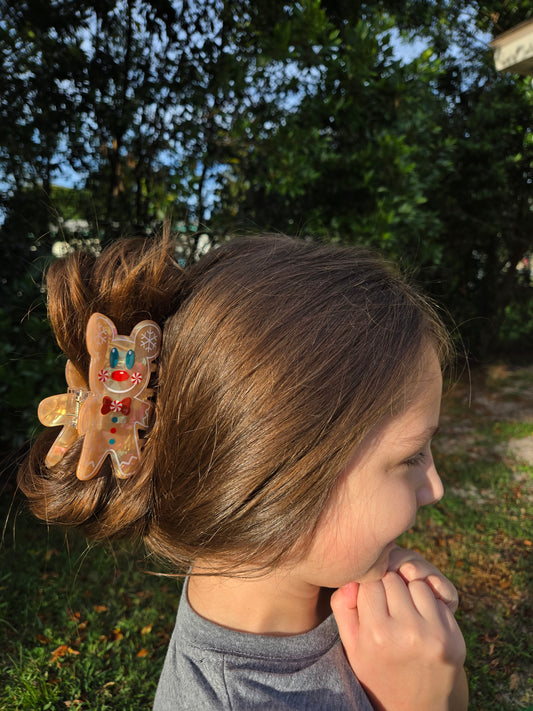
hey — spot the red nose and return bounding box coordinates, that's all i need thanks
[112,370,129,381]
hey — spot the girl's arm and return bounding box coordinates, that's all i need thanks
[331,573,468,711]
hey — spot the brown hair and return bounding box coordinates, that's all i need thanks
[18,233,451,573]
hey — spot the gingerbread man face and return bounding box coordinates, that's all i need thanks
[87,314,161,399]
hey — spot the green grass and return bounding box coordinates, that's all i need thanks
[0,497,181,710]
[1,365,532,710]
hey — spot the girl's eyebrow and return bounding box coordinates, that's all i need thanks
[401,425,440,447]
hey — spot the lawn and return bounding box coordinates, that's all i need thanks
[1,363,532,710]
[0,497,180,710]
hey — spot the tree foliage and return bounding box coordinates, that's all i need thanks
[391,1,533,352]
[1,0,533,454]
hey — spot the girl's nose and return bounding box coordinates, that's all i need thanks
[417,463,444,507]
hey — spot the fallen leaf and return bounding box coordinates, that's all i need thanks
[137,648,149,657]
[110,628,123,641]
[94,605,108,613]
[50,644,69,662]
[50,645,79,663]
[136,590,154,599]
[141,625,153,635]
[509,673,520,690]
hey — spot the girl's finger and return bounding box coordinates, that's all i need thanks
[356,577,391,620]
[394,559,426,581]
[334,581,359,609]
[426,574,459,613]
[331,584,361,649]
[407,578,443,621]
[377,571,417,619]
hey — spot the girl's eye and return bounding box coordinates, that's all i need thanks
[404,451,426,467]
[110,347,119,368]
[126,349,135,369]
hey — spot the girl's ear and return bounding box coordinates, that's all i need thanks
[86,313,117,358]
[131,321,162,362]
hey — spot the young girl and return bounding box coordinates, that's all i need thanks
[19,234,468,710]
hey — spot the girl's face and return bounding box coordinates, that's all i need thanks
[294,348,444,589]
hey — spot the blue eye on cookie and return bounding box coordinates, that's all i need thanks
[110,347,119,368]
[126,349,135,369]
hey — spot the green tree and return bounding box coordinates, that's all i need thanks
[214,7,453,267]
[390,1,533,352]
[214,1,533,353]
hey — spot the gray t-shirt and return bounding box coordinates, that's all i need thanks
[154,581,373,710]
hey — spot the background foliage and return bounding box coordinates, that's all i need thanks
[1,0,532,451]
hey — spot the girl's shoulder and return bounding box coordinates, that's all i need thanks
[154,583,374,710]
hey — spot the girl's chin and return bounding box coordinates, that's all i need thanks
[327,542,399,587]
[367,543,397,580]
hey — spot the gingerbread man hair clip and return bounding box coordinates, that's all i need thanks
[38,313,162,480]
[38,360,89,468]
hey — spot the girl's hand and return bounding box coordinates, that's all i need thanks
[387,545,459,613]
[331,573,467,711]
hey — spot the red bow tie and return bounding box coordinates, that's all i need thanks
[101,396,131,415]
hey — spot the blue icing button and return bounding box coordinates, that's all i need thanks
[109,438,116,445]
[112,416,118,423]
